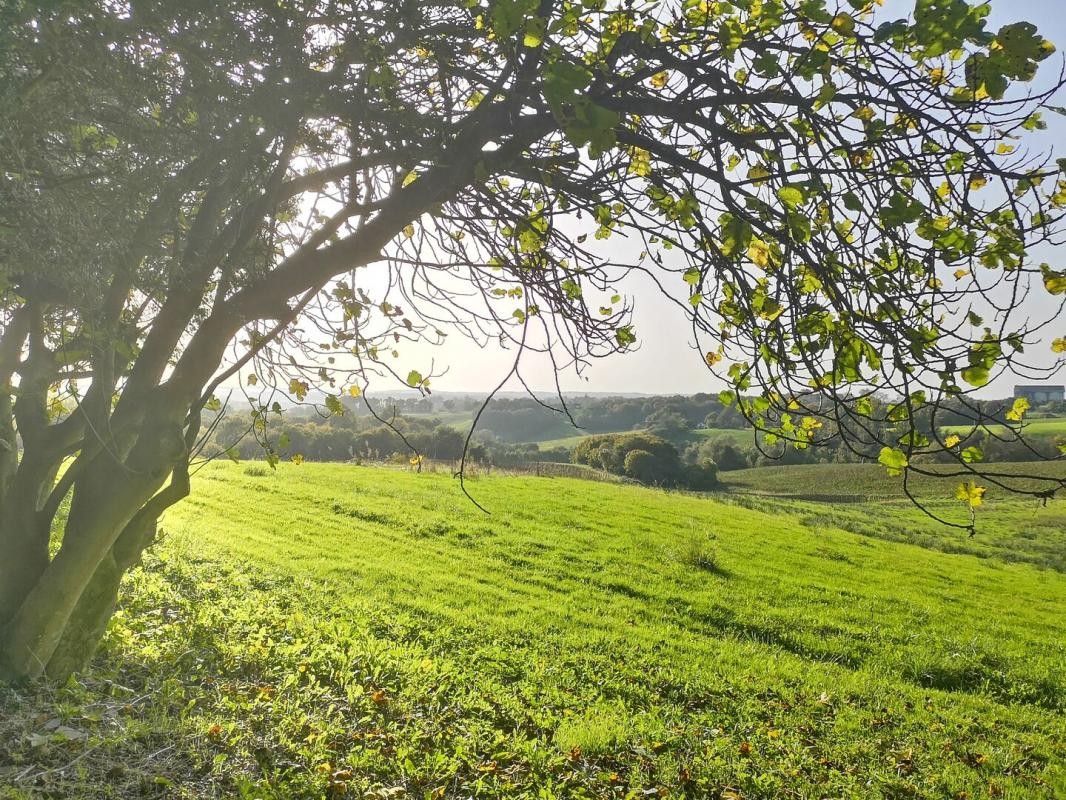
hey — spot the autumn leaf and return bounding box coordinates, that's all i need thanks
[1005,396,1030,422]
[747,240,771,269]
[954,481,987,508]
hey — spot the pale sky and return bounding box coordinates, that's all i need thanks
[381,0,1066,398]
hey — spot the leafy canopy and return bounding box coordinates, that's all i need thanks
[1,0,1065,527]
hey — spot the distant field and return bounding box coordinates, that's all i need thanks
[722,460,1066,499]
[720,461,1066,570]
[530,426,749,451]
[4,463,1064,798]
[941,416,1066,437]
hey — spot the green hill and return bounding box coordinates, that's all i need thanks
[2,463,1064,798]
[941,416,1066,438]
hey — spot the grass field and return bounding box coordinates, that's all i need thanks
[941,416,1066,438]
[3,462,1065,798]
[722,461,1066,499]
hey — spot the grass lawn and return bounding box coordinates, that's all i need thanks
[2,463,1065,798]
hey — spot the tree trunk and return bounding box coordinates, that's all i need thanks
[0,456,55,631]
[0,420,186,683]
[44,515,159,680]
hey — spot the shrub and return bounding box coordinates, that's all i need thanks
[623,449,664,484]
[682,460,720,490]
[572,432,680,475]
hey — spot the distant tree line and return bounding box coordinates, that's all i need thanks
[203,392,1063,474]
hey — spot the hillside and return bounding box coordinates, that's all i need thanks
[2,463,1065,798]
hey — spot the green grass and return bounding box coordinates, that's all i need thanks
[722,460,1066,499]
[3,463,1066,798]
[719,462,1066,569]
[941,417,1066,438]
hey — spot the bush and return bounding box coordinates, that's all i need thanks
[682,460,720,490]
[623,449,665,484]
[572,432,679,472]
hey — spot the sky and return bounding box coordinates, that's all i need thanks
[373,0,1066,398]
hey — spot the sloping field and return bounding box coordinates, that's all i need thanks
[2,463,1065,798]
[941,417,1066,438]
[723,460,1066,499]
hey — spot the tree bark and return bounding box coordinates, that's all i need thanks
[43,515,159,680]
[0,419,185,683]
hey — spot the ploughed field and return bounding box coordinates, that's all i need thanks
[2,462,1065,799]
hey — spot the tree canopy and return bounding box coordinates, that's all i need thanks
[1,0,1064,681]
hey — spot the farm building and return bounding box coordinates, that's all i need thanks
[1014,384,1065,404]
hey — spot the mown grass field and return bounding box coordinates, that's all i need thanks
[722,461,1066,499]
[941,417,1066,438]
[2,462,1066,799]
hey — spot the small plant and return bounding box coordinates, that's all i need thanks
[243,464,271,477]
[680,531,720,572]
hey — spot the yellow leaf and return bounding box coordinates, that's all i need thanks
[747,164,770,183]
[402,170,418,187]
[403,224,415,238]
[945,434,961,448]
[953,269,969,279]
[954,481,986,508]
[1052,337,1066,353]
[969,173,988,190]
[650,71,669,89]
[348,385,362,397]
[747,240,770,269]
[1005,396,1030,422]
[929,67,946,85]
[996,143,1015,155]
[830,13,855,35]
[291,454,305,465]
[705,350,723,366]
[628,147,652,177]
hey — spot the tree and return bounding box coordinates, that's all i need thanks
[623,449,663,483]
[2,0,1065,682]
[644,408,691,441]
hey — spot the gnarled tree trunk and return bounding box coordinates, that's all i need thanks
[0,414,192,683]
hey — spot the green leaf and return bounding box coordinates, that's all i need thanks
[877,447,909,476]
[961,365,989,387]
[406,370,423,387]
[777,186,805,209]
